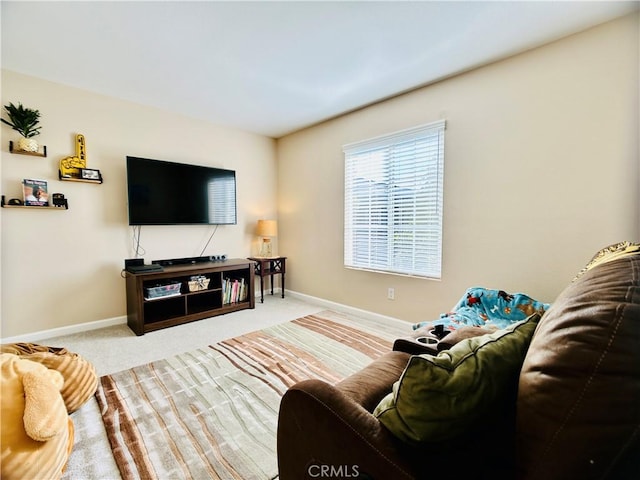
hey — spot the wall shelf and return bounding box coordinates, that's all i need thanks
[59,176,103,184]
[59,170,103,184]
[9,141,47,157]
[1,195,68,209]
[1,204,68,210]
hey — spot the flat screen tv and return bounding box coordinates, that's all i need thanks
[126,156,237,225]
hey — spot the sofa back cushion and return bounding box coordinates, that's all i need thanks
[516,253,640,479]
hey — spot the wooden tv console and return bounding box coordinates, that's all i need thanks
[125,258,255,335]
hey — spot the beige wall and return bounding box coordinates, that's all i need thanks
[277,13,640,323]
[2,14,638,338]
[1,71,277,337]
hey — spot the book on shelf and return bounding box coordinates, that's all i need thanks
[222,277,247,304]
[23,178,49,206]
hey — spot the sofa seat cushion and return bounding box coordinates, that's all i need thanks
[516,253,640,479]
[374,313,540,445]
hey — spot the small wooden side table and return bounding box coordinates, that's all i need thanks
[247,256,287,303]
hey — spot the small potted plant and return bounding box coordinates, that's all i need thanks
[1,102,42,152]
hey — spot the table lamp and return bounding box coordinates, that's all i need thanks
[256,219,277,257]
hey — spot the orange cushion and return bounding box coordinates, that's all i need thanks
[0,343,98,413]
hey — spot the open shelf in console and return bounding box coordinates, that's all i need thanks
[189,291,223,314]
[144,296,185,324]
[125,258,255,335]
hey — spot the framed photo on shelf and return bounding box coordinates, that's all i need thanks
[22,178,49,206]
[80,168,102,181]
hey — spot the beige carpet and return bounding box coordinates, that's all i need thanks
[73,310,408,480]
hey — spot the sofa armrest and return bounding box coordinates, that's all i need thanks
[277,379,418,480]
[335,350,411,412]
[394,326,496,356]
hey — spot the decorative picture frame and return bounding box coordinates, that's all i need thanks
[80,168,102,181]
[22,178,49,206]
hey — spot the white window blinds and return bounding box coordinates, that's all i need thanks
[343,120,445,278]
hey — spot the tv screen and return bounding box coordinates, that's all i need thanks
[126,156,237,225]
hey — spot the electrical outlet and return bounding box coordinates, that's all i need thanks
[387,287,395,300]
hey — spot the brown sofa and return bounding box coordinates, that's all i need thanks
[277,246,640,479]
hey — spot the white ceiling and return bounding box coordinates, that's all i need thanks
[2,1,638,138]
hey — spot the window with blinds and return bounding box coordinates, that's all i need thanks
[343,120,445,278]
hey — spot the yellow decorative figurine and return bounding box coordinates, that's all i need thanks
[59,134,87,179]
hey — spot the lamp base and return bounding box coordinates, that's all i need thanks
[259,238,273,257]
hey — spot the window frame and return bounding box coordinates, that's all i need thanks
[343,119,446,279]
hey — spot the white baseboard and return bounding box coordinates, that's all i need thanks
[285,290,412,328]
[1,315,127,344]
[2,290,410,344]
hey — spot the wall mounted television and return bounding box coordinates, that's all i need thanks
[126,156,237,225]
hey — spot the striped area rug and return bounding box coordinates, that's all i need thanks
[95,311,409,480]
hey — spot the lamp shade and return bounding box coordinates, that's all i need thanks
[256,220,277,237]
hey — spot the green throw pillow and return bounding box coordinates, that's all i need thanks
[374,313,540,445]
